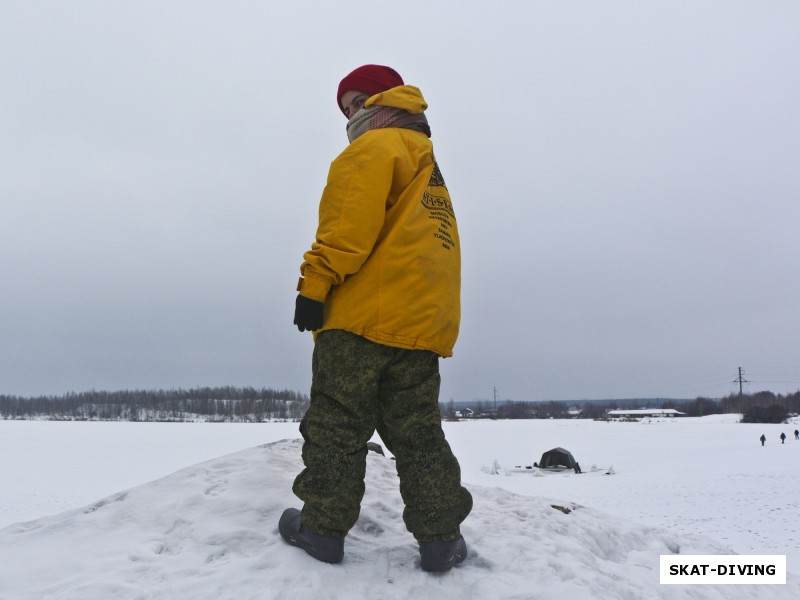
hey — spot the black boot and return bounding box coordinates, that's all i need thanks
[278,508,344,564]
[419,535,467,572]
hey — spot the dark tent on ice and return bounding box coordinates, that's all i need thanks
[537,447,578,469]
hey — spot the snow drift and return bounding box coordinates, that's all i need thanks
[1,439,797,600]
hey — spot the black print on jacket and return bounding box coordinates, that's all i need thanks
[421,162,457,251]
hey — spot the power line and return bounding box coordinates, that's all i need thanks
[733,367,750,396]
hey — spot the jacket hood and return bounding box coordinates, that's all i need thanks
[365,85,428,114]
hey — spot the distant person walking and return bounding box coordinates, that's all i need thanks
[760,434,766,446]
[780,432,786,444]
[795,429,799,440]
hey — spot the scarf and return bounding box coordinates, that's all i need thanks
[346,105,431,143]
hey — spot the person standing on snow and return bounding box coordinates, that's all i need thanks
[279,64,472,572]
[795,429,799,440]
[780,432,786,444]
[760,434,766,446]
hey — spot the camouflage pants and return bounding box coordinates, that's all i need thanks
[293,329,472,541]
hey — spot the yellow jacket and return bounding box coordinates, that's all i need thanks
[297,86,461,356]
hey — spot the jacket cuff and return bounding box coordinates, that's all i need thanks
[297,271,333,302]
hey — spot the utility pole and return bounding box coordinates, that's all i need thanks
[733,367,749,396]
[493,386,497,412]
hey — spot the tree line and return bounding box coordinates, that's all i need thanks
[442,390,800,424]
[4,387,798,424]
[0,386,310,422]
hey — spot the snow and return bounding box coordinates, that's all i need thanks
[1,416,798,599]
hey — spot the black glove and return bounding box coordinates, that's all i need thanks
[294,294,324,332]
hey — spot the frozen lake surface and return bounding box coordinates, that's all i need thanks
[1,415,798,598]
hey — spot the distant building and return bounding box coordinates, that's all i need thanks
[454,408,474,418]
[606,408,686,418]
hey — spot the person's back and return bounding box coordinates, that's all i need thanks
[301,85,460,356]
[283,64,472,573]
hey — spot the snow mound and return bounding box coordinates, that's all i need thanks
[1,439,797,600]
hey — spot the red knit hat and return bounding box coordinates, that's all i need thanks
[337,64,404,115]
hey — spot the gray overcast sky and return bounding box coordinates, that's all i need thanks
[2,1,799,402]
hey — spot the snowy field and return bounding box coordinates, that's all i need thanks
[0,415,798,599]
